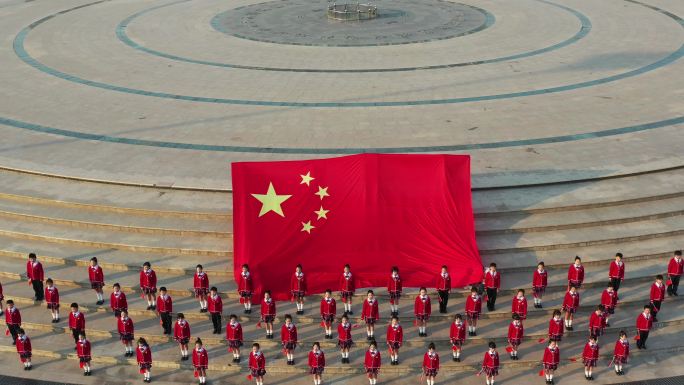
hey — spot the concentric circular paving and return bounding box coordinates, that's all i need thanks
[211,0,493,46]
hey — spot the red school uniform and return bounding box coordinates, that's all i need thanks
[650,282,666,302]
[136,345,152,370]
[281,323,298,350]
[364,349,381,374]
[0,281,4,301]
[543,346,560,370]
[156,294,173,313]
[192,347,209,369]
[601,289,618,312]
[110,290,128,312]
[507,321,524,346]
[450,320,467,346]
[290,272,307,297]
[548,317,564,341]
[193,272,209,297]
[511,295,527,319]
[139,270,157,293]
[337,321,353,348]
[249,351,266,377]
[533,269,548,292]
[361,298,380,324]
[77,339,92,364]
[465,294,482,318]
[636,312,652,331]
[44,286,59,309]
[16,335,32,362]
[308,350,325,374]
[69,311,85,331]
[589,312,606,336]
[562,291,580,313]
[6,306,21,325]
[436,273,451,292]
[386,323,403,350]
[320,297,337,323]
[613,339,629,363]
[423,351,439,376]
[208,293,223,314]
[668,257,683,276]
[387,274,402,303]
[88,265,105,288]
[582,342,599,367]
[174,319,191,343]
[567,264,584,287]
[484,270,500,289]
[414,294,431,320]
[238,271,253,297]
[609,261,625,281]
[482,350,499,377]
[261,297,276,323]
[118,315,135,341]
[226,321,244,350]
[339,271,355,300]
[26,261,44,282]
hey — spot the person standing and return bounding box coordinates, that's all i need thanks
[582,335,599,381]
[386,316,403,365]
[44,278,60,323]
[548,310,564,344]
[339,264,355,314]
[260,291,276,339]
[320,289,337,339]
[613,331,629,375]
[542,340,560,385]
[562,286,580,330]
[601,284,618,326]
[226,314,244,363]
[15,328,32,370]
[449,314,466,362]
[156,287,173,335]
[567,257,585,290]
[387,267,402,317]
[5,300,21,345]
[414,287,431,337]
[174,313,191,361]
[136,337,153,383]
[192,338,209,385]
[76,332,92,376]
[193,265,209,313]
[609,253,625,292]
[110,283,128,318]
[507,314,523,360]
[291,264,307,315]
[208,287,223,334]
[588,305,606,341]
[361,290,380,340]
[249,343,266,385]
[650,275,666,322]
[26,253,44,301]
[364,341,381,385]
[481,342,500,385]
[422,343,439,385]
[281,314,298,365]
[635,305,653,350]
[532,262,548,308]
[465,287,482,336]
[484,263,500,311]
[139,262,157,311]
[436,265,451,314]
[117,310,135,357]
[511,289,528,320]
[239,264,254,314]
[68,303,86,346]
[337,314,353,364]
[88,257,105,305]
[667,250,683,296]
[308,342,325,385]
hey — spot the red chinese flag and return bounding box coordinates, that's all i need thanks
[232,154,482,300]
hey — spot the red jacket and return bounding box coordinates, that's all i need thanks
[482,351,499,369]
[290,272,307,294]
[339,272,355,293]
[5,307,21,325]
[636,312,652,331]
[423,352,439,370]
[414,295,431,317]
[117,316,134,335]
[338,322,353,342]
[239,272,253,293]
[249,351,266,371]
[45,286,59,305]
[614,339,629,358]
[192,348,208,367]
[511,296,527,319]
[668,257,683,276]
[174,320,191,341]
[650,282,665,302]
[436,273,451,292]
[156,295,172,313]
[308,351,325,369]
[26,261,44,282]
[281,323,298,344]
[589,312,605,331]
[548,318,564,338]
[136,345,152,365]
[543,346,560,365]
[16,335,31,355]
[77,339,91,358]
[193,272,209,290]
[320,297,336,317]
[361,299,379,322]
[261,298,276,319]
[69,312,85,330]
[567,264,584,284]
[507,321,524,340]
[139,270,157,289]
[465,294,482,314]
[364,350,381,370]
[208,294,222,314]
[484,270,500,289]
[601,289,618,309]
[110,291,128,310]
[450,321,466,342]
[533,269,547,288]
[226,322,243,342]
[386,324,403,346]
[562,291,580,311]
[609,261,625,280]
[387,274,402,293]
[582,342,599,361]
[88,265,104,284]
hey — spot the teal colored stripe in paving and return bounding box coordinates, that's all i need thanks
[117,0,588,73]
[1,116,682,154]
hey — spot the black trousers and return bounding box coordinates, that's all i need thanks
[32,280,44,301]
[637,330,649,348]
[651,300,662,318]
[211,312,222,333]
[609,278,622,292]
[668,275,680,295]
[160,312,172,334]
[7,323,20,343]
[486,288,497,311]
[437,290,449,313]
[71,328,82,344]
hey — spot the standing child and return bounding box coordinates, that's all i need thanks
[568,256,584,290]
[386,316,403,365]
[361,290,380,340]
[239,264,253,314]
[174,313,191,361]
[635,305,652,350]
[337,314,353,363]
[308,342,325,385]
[542,340,560,384]
[208,287,223,334]
[436,265,451,313]
[136,337,152,383]
[484,263,500,311]
[156,287,173,335]
[532,262,548,308]
[667,250,683,296]
[339,264,355,314]
[414,287,431,337]
[291,264,307,315]
[77,332,92,376]
[387,266,402,317]
[650,275,666,322]
[68,303,86,346]
[511,289,528,320]
[507,314,523,360]
[601,284,618,326]
[110,283,128,318]
[16,328,32,370]
[249,343,266,385]
[364,341,381,385]
[588,305,606,341]
[88,257,105,305]
[562,286,580,330]
[193,265,209,313]
[140,262,157,311]
[5,300,21,345]
[613,331,629,375]
[260,291,276,339]
[281,314,298,365]
[548,310,564,343]
[117,310,135,357]
[422,343,439,385]
[192,338,209,385]
[481,342,500,385]
[26,253,44,301]
[226,314,244,363]
[44,278,60,323]
[609,253,625,292]
[465,287,482,336]
[582,335,599,380]
[320,289,337,339]
[450,314,467,362]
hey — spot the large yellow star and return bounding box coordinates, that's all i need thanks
[301,221,315,234]
[315,186,329,200]
[251,182,292,217]
[314,206,329,220]
[300,172,315,186]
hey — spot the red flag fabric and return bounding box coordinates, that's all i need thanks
[232,154,482,300]
[247,375,253,381]
[538,369,544,376]
[505,346,513,353]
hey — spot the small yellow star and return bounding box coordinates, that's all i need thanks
[300,172,315,186]
[315,186,329,200]
[301,221,315,234]
[314,206,329,220]
[251,182,292,217]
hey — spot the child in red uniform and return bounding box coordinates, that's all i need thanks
[436,265,451,313]
[157,287,173,335]
[291,264,307,315]
[507,314,523,360]
[450,313,466,362]
[193,264,209,313]
[465,287,482,336]
[282,314,298,365]
[16,328,32,370]
[609,253,625,292]
[337,314,353,363]
[110,283,128,318]
[361,290,379,340]
[567,256,584,290]
[27,253,44,301]
[117,310,135,357]
[308,342,325,385]
[635,305,652,349]
[667,250,683,296]
[77,332,92,376]
[650,275,666,322]
[588,305,606,341]
[543,340,560,384]
[511,289,528,320]
[422,343,439,385]
[192,338,209,385]
[140,262,157,310]
[481,342,499,385]
[414,287,431,337]
[227,314,244,363]
[69,303,86,346]
[562,286,580,330]
[533,262,548,308]
[88,257,105,305]
[44,278,60,323]
[320,289,336,339]
[339,264,355,314]
[174,313,191,360]
[484,263,500,311]
[249,343,266,385]
[582,335,599,380]
[613,331,629,375]
[208,287,223,334]
[387,266,402,317]
[136,337,153,383]
[260,291,276,339]
[601,284,618,326]
[5,300,21,345]
[386,316,403,365]
[548,310,564,343]
[239,264,253,314]
[364,341,381,385]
